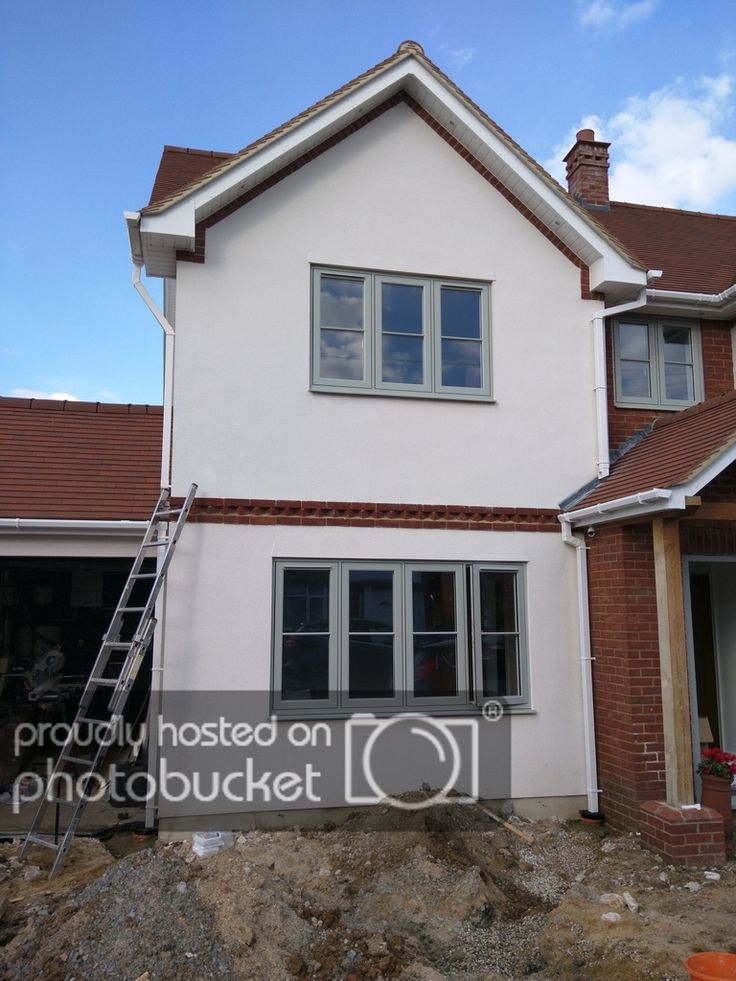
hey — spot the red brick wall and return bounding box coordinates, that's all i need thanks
[607,320,735,453]
[586,523,666,830]
[699,460,736,502]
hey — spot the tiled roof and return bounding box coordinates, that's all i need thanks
[593,202,736,294]
[148,146,233,207]
[573,390,736,510]
[0,398,163,520]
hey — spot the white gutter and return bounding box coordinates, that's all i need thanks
[562,487,675,527]
[647,281,736,313]
[560,518,601,816]
[0,518,147,536]
[592,287,649,479]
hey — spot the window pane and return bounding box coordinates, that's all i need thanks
[413,635,458,697]
[320,276,363,328]
[620,361,651,398]
[479,572,517,632]
[441,287,481,339]
[481,636,520,697]
[382,335,423,384]
[663,326,692,363]
[412,571,456,631]
[382,283,423,334]
[665,363,694,401]
[441,339,481,388]
[320,328,364,380]
[282,569,330,631]
[349,635,394,699]
[349,570,393,630]
[618,323,649,360]
[281,634,329,700]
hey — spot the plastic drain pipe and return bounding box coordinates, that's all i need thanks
[560,517,602,818]
[127,243,175,829]
[592,285,653,479]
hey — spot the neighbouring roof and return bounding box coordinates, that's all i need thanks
[148,146,233,207]
[0,398,162,521]
[572,389,736,511]
[593,202,736,295]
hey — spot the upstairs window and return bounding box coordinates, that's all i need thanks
[311,267,492,400]
[613,317,703,409]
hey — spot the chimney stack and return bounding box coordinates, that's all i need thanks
[564,128,611,209]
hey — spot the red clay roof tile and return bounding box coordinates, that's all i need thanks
[593,201,736,294]
[0,398,163,520]
[573,390,736,510]
[148,146,234,207]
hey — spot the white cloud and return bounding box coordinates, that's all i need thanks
[578,0,657,31]
[437,42,475,70]
[545,74,736,210]
[8,388,79,401]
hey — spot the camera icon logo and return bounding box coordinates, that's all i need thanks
[344,713,479,809]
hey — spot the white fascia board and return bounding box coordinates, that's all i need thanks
[0,519,148,537]
[139,54,645,289]
[684,439,736,497]
[411,68,645,290]
[561,488,680,527]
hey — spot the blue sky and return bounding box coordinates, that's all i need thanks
[2,0,735,406]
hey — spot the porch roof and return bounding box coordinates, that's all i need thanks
[564,390,736,522]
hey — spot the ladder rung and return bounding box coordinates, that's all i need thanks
[120,607,146,613]
[131,573,157,579]
[89,677,119,688]
[154,508,183,518]
[76,717,110,726]
[26,834,60,851]
[102,641,133,649]
[61,754,95,767]
[143,538,170,547]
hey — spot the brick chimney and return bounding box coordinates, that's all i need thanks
[564,129,611,209]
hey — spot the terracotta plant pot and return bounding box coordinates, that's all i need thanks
[700,773,734,838]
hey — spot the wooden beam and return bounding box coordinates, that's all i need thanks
[681,502,736,522]
[652,517,695,805]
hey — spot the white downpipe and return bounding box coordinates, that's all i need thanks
[131,261,174,488]
[561,518,601,815]
[592,288,648,480]
[127,229,177,828]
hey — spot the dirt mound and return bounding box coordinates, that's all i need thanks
[1,808,734,980]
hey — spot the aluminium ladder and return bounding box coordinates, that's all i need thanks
[19,483,198,878]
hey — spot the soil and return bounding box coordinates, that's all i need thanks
[0,804,734,980]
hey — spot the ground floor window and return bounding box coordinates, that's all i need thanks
[272,560,528,713]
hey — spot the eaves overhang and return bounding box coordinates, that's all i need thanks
[128,44,646,291]
[644,284,736,321]
[561,438,736,529]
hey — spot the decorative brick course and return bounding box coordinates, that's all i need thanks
[174,497,561,532]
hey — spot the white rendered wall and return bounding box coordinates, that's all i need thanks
[162,522,585,802]
[171,102,599,508]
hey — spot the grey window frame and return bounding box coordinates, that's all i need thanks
[311,266,493,401]
[613,316,703,410]
[272,559,529,715]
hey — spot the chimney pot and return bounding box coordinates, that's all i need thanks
[576,128,596,141]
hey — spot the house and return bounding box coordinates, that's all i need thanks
[0,398,161,788]
[120,41,732,859]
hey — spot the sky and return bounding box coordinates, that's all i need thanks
[2,0,736,406]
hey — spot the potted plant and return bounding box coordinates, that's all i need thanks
[697,747,736,838]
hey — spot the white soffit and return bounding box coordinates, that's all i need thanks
[138,55,644,288]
